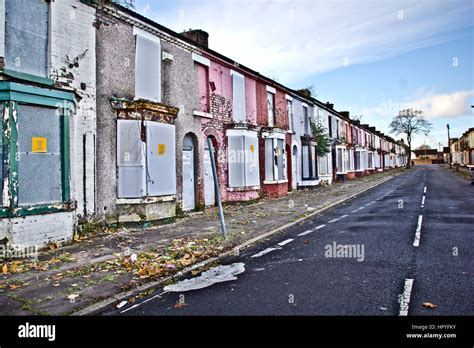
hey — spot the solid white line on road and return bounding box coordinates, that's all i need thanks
[277,238,294,246]
[297,230,313,236]
[399,278,414,316]
[328,215,348,223]
[421,196,425,208]
[413,215,423,247]
[121,291,167,314]
[424,186,427,193]
[251,247,282,258]
[315,224,326,230]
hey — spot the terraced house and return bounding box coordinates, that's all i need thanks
[0,1,407,248]
[450,128,474,167]
[0,0,96,247]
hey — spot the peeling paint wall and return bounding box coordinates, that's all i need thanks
[0,0,96,248]
[50,0,97,219]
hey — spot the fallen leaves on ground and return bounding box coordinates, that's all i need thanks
[0,252,75,275]
[109,238,224,279]
[422,302,438,309]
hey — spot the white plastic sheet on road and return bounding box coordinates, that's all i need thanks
[163,263,246,292]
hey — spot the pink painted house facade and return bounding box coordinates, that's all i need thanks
[191,49,260,207]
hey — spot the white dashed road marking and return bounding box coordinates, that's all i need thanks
[421,196,425,208]
[251,247,282,258]
[277,239,294,246]
[314,224,326,230]
[413,215,423,247]
[424,186,427,193]
[399,278,414,316]
[297,230,313,236]
[328,215,348,223]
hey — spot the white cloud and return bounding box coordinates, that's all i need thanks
[141,0,473,85]
[410,90,474,119]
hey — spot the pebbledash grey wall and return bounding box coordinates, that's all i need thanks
[96,22,135,221]
[160,40,203,210]
[95,20,203,222]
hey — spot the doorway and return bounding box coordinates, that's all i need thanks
[204,136,217,206]
[182,134,196,211]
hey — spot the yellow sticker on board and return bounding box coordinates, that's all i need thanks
[158,143,166,155]
[32,137,47,153]
[250,144,255,153]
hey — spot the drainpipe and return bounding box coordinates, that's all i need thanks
[207,137,227,239]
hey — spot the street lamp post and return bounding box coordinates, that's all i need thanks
[447,124,451,169]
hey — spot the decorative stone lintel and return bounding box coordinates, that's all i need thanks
[110,98,179,124]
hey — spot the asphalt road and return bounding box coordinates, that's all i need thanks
[104,165,474,316]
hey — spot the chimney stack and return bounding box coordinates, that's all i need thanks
[326,102,334,110]
[181,29,209,48]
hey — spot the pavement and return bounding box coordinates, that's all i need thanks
[0,167,405,315]
[102,164,473,316]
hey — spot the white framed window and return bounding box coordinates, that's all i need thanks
[231,71,246,122]
[227,132,259,188]
[135,31,161,102]
[117,120,175,198]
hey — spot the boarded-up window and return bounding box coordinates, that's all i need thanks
[265,138,274,181]
[319,154,329,175]
[146,122,176,196]
[303,106,309,135]
[135,35,161,102]
[245,136,260,186]
[355,151,361,170]
[228,135,245,187]
[117,120,145,198]
[5,0,49,77]
[277,139,284,180]
[228,135,259,188]
[302,144,317,180]
[267,92,275,127]
[302,145,309,179]
[17,105,61,205]
[337,148,343,173]
[287,100,294,132]
[197,64,210,112]
[232,73,245,122]
[117,120,176,198]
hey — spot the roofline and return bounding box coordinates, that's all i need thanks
[102,3,401,144]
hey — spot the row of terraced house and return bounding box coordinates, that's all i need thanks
[0,0,407,248]
[450,128,474,167]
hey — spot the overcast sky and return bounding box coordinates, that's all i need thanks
[133,0,474,149]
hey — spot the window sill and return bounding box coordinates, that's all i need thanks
[193,110,213,119]
[263,179,288,185]
[227,185,260,192]
[0,201,75,218]
[116,195,176,205]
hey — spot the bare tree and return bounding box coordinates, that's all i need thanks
[389,109,432,168]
